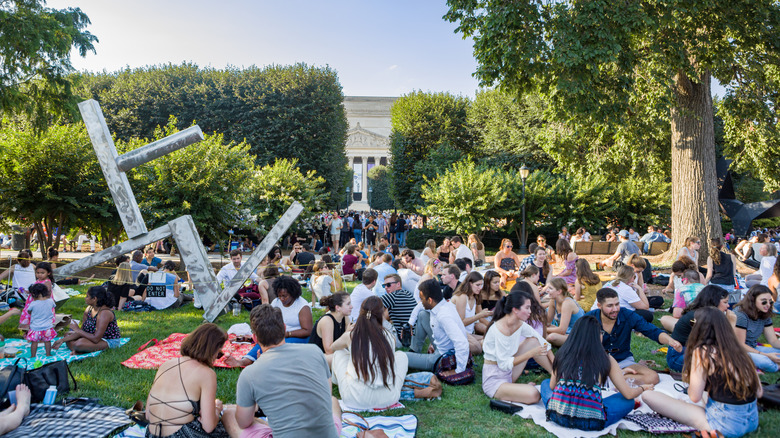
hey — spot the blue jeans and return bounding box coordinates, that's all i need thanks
[666,346,685,373]
[286,336,309,344]
[748,345,780,372]
[404,350,442,372]
[540,379,635,428]
[398,230,406,247]
[353,229,362,243]
[705,398,758,438]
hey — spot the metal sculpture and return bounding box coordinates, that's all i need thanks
[717,158,780,236]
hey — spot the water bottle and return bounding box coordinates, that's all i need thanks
[232,302,241,316]
[43,386,57,405]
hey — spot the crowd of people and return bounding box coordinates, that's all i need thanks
[1,219,780,437]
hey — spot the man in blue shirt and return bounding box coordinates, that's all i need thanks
[586,288,682,385]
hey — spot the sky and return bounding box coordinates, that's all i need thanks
[48,0,481,98]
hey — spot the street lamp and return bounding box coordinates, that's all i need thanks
[519,164,530,254]
[345,186,351,212]
[368,186,373,209]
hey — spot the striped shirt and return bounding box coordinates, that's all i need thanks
[381,289,417,334]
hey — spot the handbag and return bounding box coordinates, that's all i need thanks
[0,358,27,409]
[342,412,390,438]
[399,323,412,348]
[759,380,780,409]
[25,360,77,403]
[433,351,475,385]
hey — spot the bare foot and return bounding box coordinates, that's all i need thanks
[15,384,31,416]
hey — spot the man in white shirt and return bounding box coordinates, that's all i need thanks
[450,236,473,265]
[327,214,343,254]
[216,249,259,287]
[349,268,377,322]
[628,227,641,242]
[404,279,470,374]
[371,253,397,297]
[0,249,35,291]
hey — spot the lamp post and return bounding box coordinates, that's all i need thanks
[519,164,530,254]
[368,186,373,210]
[345,186,351,212]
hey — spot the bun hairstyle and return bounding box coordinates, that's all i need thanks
[87,285,115,308]
[320,292,349,311]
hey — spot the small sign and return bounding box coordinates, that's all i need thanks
[146,284,167,298]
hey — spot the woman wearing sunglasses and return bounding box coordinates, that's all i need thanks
[734,285,780,372]
[495,238,522,289]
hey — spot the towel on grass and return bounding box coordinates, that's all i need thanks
[121,333,254,369]
[514,374,699,437]
[341,413,418,438]
[2,402,132,438]
[0,337,129,369]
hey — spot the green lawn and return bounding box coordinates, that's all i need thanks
[2,283,779,437]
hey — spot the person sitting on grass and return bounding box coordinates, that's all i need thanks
[545,278,585,347]
[309,261,334,309]
[479,270,507,317]
[494,238,522,288]
[270,276,312,343]
[404,279,470,376]
[145,323,229,438]
[108,261,136,311]
[482,292,554,404]
[704,238,738,292]
[660,269,705,332]
[518,264,543,302]
[542,315,655,432]
[591,265,655,323]
[643,307,761,438]
[573,259,602,312]
[586,288,682,385]
[451,271,492,353]
[0,384,31,435]
[221,305,342,438]
[380,273,418,341]
[330,296,409,411]
[626,254,652,289]
[600,230,639,269]
[309,293,352,365]
[554,239,578,287]
[745,242,777,288]
[666,286,734,373]
[349,268,378,323]
[53,286,122,354]
[733,285,780,373]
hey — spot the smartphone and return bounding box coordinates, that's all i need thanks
[489,399,523,414]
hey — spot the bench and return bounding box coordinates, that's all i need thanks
[647,241,670,255]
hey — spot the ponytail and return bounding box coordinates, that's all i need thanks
[320,292,348,311]
[710,238,723,265]
[491,295,509,322]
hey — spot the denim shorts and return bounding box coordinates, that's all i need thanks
[705,398,758,438]
[103,337,122,349]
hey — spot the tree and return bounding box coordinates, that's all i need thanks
[367,165,395,211]
[445,1,780,261]
[0,120,110,258]
[247,158,328,237]
[73,63,349,203]
[419,160,508,235]
[389,91,474,212]
[125,117,257,243]
[0,0,97,130]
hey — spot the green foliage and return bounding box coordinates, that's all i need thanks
[247,158,328,236]
[126,117,257,243]
[420,160,509,235]
[0,0,97,130]
[0,120,112,251]
[73,63,348,203]
[405,227,458,250]
[367,165,395,211]
[389,91,473,212]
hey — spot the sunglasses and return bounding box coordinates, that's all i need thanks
[382,281,398,288]
[505,245,513,248]
[761,299,775,306]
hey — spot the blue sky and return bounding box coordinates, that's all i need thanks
[49,0,481,98]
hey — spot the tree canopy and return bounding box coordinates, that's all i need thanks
[0,0,97,130]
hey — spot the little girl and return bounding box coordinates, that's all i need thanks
[26,283,56,357]
[19,261,55,331]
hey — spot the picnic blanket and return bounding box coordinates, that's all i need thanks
[3,402,132,438]
[341,413,418,438]
[0,337,129,369]
[121,333,254,369]
[514,374,698,437]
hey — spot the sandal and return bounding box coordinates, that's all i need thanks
[126,400,148,427]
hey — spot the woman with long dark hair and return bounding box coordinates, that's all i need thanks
[330,296,408,410]
[542,316,652,431]
[481,292,554,403]
[643,308,761,437]
[510,282,548,337]
[667,285,733,372]
[734,285,780,372]
[53,286,121,353]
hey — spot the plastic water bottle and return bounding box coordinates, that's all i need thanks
[43,386,57,405]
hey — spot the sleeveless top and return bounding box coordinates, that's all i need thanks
[554,297,585,332]
[438,251,450,263]
[272,296,309,332]
[710,251,734,286]
[547,375,606,431]
[82,307,121,339]
[707,367,756,405]
[464,298,476,334]
[561,257,578,284]
[578,281,602,313]
[146,358,201,438]
[499,256,517,272]
[309,313,346,353]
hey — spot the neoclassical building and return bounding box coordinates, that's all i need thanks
[343,96,396,210]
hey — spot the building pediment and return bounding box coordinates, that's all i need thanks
[346,123,389,149]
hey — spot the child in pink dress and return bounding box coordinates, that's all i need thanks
[25,283,56,357]
[18,261,55,332]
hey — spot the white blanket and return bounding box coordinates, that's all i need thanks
[514,374,699,437]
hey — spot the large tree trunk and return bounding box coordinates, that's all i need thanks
[668,70,723,265]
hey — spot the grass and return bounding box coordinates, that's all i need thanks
[2,282,780,437]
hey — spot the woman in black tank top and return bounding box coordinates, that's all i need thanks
[438,238,452,263]
[309,293,351,364]
[705,238,736,287]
